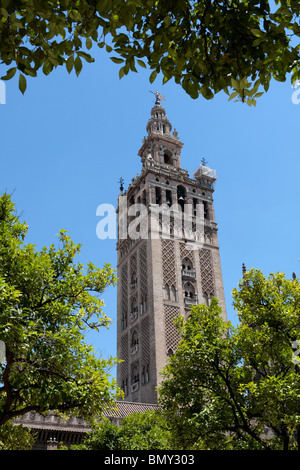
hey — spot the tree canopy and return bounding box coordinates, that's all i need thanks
[158,269,300,450]
[0,193,121,447]
[72,410,172,450]
[1,0,300,105]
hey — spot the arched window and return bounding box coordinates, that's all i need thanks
[170,285,176,302]
[177,185,186,212]
[164,151,172,165]
[130,273,137,291]
[131,330,139,354]
[155,186,161,204]
[164,284,170,300]
[182,257,193,271]
[122,378,128,396]
[184,282,195,298]
[131,364,139,384]
[130,297,138,320]
[203,292,212,306]
[142,364,150,384]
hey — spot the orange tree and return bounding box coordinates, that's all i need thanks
[158,269,300,450]
[0,193,121,448]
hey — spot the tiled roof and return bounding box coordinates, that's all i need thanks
[103,401,158,418]
[15,401,158,433]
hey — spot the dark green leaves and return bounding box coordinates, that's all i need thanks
[159,269,300,450]
[0,1,300,103]
[0,193,120,437]
[18,73,26,94]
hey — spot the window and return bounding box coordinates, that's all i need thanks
[130,274,137,291]
[122,378,128,396]
[170,285,176,302]
[142,189,147,205]
[164,284,170,300]
[164,153,171,164]
[166,189,172,206]
[182,257,193,271]
[203,292,212,306]
[184,282,195,298]
[155,187,161,204]
[193,198,197,216]
[131,330,139,353]
[131,364,139,392]
[203,201,209,219]
[177,185,186,212]
[142,364,150,384]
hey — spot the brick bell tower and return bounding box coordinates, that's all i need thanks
[116,93,227,404]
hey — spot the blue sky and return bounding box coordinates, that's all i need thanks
[1,47,299,379]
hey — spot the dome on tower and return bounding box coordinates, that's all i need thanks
[146,100,172,137]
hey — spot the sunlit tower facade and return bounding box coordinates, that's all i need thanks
[116,94,227,403]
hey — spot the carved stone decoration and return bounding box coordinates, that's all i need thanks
[199,248,215,297]
[141,316,150,368]
[139,242,148,299]
[179,242,195,267]
[121,262,128,330]
[164,305,181,354]
[162,239,176,286]
[121,332,129,383]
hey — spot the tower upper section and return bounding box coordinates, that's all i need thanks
[138,93,183,169]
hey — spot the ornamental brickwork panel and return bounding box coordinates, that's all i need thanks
[199,248,215,296]
[141,316,150,367]
[164,305,180,354]
[130,253,137,279]
[121,262,128,328]
[139,242,148,299]
[179,242,195,266]
[161,239,176,286]
[120,332,129,382]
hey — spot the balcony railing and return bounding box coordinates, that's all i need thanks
[184,296,198,306]
[131,382,139,393]
[182,268,196,279]
[131,344,139,354]
[130,312,138,322]
[130,309,138,322]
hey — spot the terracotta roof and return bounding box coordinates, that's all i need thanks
[15,401,158,433]
[103,401,158,418]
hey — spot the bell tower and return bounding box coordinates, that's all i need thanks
[116,93,227,404]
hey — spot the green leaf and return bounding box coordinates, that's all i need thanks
[1,67,17,80]
[19,73,26,94]
[42,60,53,76]
[110,57,124,64]
[77,51,94,63]
[251,29,264,37]
[74,56,82,76]
[137,59,146,68]
[119,66,126,79]
[86,37,93,50]
[228,91,239,101]
[149,69,157,84]
[66,55,74,73]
